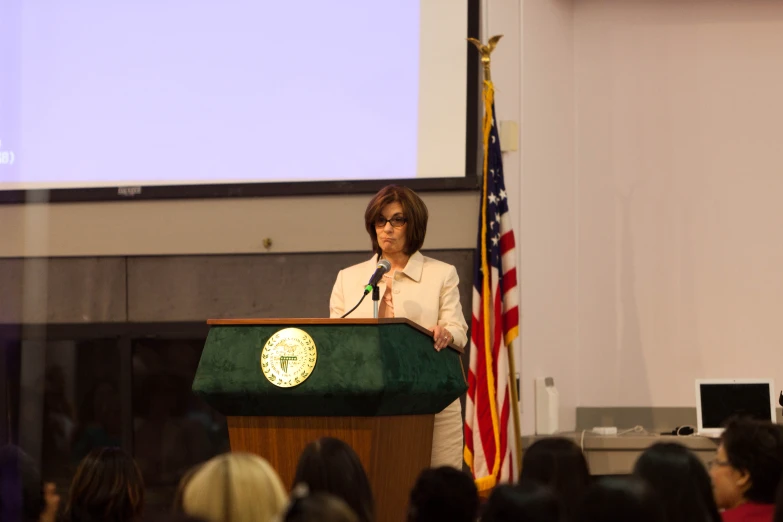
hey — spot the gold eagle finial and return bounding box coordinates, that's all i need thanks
[467,35,503,82]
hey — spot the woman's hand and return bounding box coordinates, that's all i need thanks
[40,482,61,522]
[430,325,453,352]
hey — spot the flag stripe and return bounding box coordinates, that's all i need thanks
[464,79,520,493]
[499,232,515,256]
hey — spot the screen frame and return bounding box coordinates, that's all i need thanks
[0,0,481,205]
[695,378,776,437]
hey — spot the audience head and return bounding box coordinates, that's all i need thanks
[293,437,374,522]
[774,477,783,522]
[142,515,207,522]
[633,442,720,522]
[481,483,565,522]
[282,485,359,522]
[406,467,479,522]
[711,417,783,509]
[64,446,144,522]
[182,453,287,522]
[577,476,665,522]
[519,437,591,519]
[172,463,202,513]
[0,445,60,522]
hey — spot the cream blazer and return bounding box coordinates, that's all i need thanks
[329,251,469,348]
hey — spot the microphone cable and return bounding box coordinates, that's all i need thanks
[341,290,370,319]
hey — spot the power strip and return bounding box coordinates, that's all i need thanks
[592,426,618,435]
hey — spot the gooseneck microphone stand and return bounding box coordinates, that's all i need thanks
[372,284,380,318]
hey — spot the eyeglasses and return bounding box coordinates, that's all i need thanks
[374,215,407,228]
[709,458,731,469]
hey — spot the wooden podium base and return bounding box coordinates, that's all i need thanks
[227,415,434,522]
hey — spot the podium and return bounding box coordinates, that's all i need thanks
[192,318,467,522]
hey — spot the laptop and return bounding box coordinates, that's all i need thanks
[695,378,776,437]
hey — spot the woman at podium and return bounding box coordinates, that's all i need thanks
[329,184,469,469]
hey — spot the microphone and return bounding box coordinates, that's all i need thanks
[341,259,392,319]
[364,259,391,293]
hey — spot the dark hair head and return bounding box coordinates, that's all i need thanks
[0,445,45,522]
[519,437,591,519]
[407,467,478,522]
[142,515,207,522]
[577,477,665,522]
[364,185,428,257]
[172,463,203,513]
[293,438,374,522]
[481,483,565,522]
[774,476,783,522]
[720,417,783,504]
[65,446,145,522]
[633,442,721,522]
[283,487,359,522]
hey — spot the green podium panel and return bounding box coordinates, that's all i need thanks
[193,318,467,417]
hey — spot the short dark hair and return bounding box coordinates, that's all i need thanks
[721,417,783,504]
[65,446,145,522]
[519,437,591,520]
[481,484,564,522]
[773,476,783,522]
[407,467,478,522]
[293,438,374,522]
[142,515,207,522]
[633,442,721,522]
[283,491,359,522]
[172,463,203,513]
[364,185,428,257]
[0,445,45,522]
[577,477,665,522]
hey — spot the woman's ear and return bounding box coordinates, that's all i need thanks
[734,467,752,494]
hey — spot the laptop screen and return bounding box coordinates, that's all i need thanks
[699,382,773,429]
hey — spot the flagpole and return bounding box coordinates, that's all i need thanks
[467,34,524,481]
[506,340,522,476]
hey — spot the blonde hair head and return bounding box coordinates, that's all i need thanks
[182,453,288,522]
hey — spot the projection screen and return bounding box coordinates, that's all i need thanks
[0,0,478,200]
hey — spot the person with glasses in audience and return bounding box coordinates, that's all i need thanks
[329,185,469,469]
[709,418,783,522]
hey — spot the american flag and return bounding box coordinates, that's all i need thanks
[463,89,520,491]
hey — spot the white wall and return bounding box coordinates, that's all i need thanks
[493,0,783,434]
[485,0,578,434]
[574,0,783,408]
[519,0,578,433]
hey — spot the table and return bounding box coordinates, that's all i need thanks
[521,432,718,475]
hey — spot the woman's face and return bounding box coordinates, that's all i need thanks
[375,202,408,258]
[709,444,750,510]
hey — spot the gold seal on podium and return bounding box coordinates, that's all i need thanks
[261,327,317,388]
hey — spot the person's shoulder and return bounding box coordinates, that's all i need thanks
[418,253,458,278]
[721,503,775,522]
[338,255,378,278]
[344,256,377,271]
[420,253,456,270]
